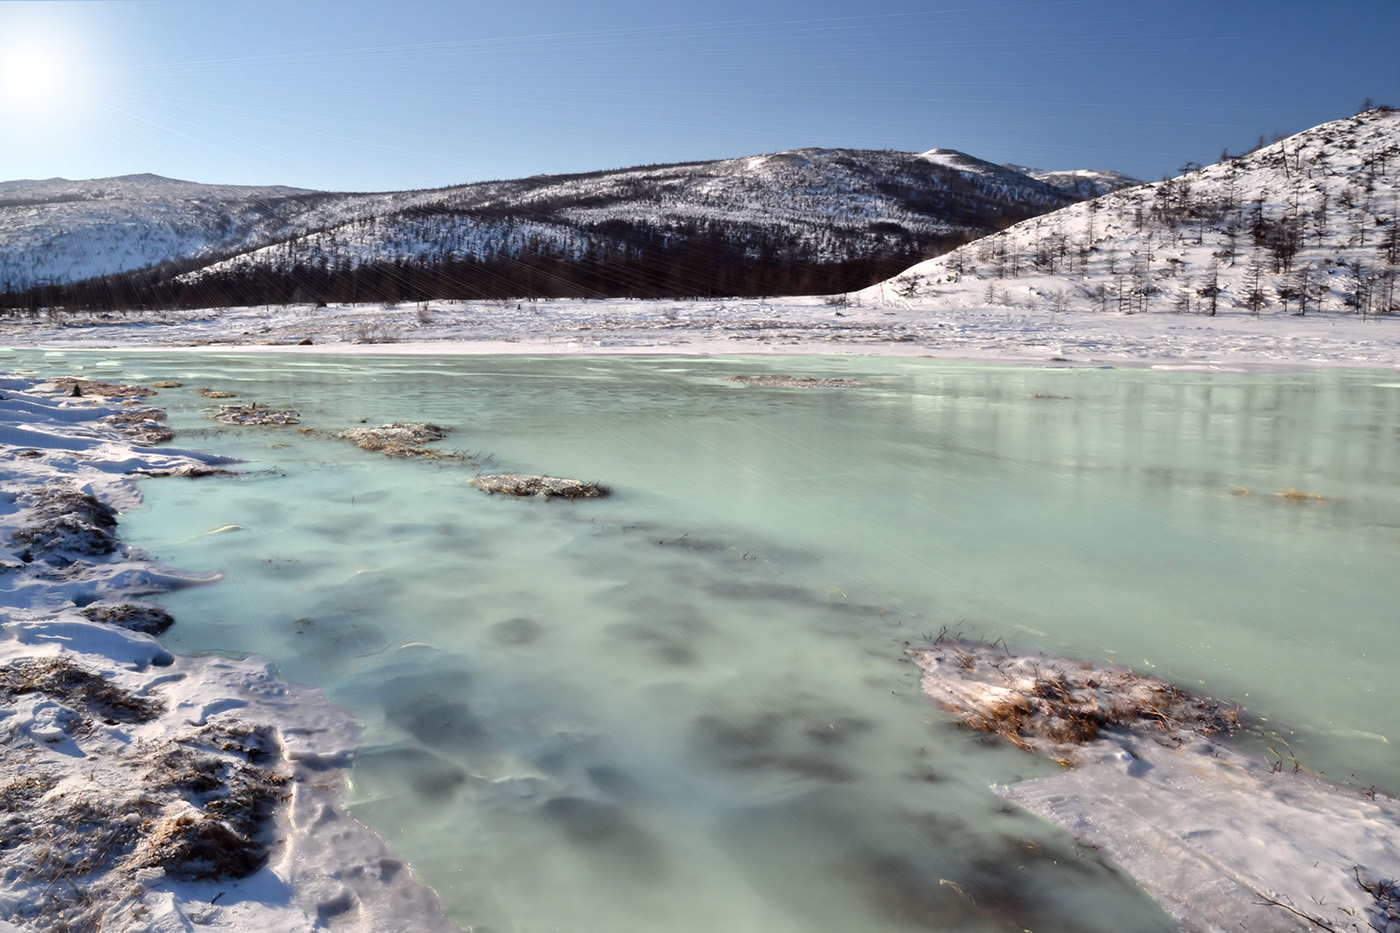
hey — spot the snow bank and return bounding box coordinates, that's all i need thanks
[0,377,459,932]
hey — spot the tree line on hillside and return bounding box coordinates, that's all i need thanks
[0,232,942,313]
[906,128,1400,317]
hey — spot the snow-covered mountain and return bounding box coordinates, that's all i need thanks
[0,175,393,292]
[870,109,1399,317]
[1003,165,1143,200]
[0,148,1110,297]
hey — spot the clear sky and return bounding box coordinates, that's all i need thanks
[1,0,1396,192]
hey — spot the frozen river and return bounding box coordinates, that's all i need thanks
[11,350,1398,932]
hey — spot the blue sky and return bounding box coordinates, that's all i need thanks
[1,0,1396,191]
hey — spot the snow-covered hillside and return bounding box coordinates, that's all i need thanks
[1004,165,1143,200]
[868,109,1400,318]
[179,147,1081,285]
[0,175,407,292]
[1,148,1106,296]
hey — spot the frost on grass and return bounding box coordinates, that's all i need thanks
[721,374,873,388]
[211,404,300,426]
[909,636,1240,762]
[134,723,289,881]
[337,422,471,460]
[0,663,290,930]
[0,657,162,725]
[471,473,610,499]
[10,484,119,562]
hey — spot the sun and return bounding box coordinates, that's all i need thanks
[0,25,87,126]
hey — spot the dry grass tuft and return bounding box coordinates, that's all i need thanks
[1354,868,1400,929]
[211,404,300,426]
[101,406,176,444]
[471,473,611,499]
[79,602,176,636]
[0,658,163,724]
[49,377,154,399]
[722,374,873,388]
[11,485,119,560]
[912,639,1242,760]
[337,422,470,460]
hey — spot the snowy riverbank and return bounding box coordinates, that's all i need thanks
[2,298,1397,371]
[0,376,459,932]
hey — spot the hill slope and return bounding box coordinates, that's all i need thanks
[866,110,1400,318]
[0,175,388,292]
[1,148,1112,301]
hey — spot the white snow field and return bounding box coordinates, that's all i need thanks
[0,295,1395,372]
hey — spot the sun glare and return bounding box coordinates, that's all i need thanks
[0,28,87,126]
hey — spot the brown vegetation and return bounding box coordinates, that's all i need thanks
[721,374,873,388]
[337,422,471,460]
[472,473,611,499]
[911,637,1242,760]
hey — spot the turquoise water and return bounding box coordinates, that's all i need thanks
[8,350,1399,931]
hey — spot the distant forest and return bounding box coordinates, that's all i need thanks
[3,234,955,312]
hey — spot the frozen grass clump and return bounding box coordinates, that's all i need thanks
[79,601,176,636]
[211,404,300,426]
[47,377,154,399]
[0,657,163,725]
[11,485,119,561]
[471,473,610,499]
[136,723,288,880]
[132,462,237,478]
[101,406,176,444]
[722,374,872,388]
[910,636,1241,761]
[0,701,290,929]
[337,422,471,460]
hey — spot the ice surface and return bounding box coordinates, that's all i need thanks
[17,350,1386,932]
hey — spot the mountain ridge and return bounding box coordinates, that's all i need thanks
[0,147,1133,301]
